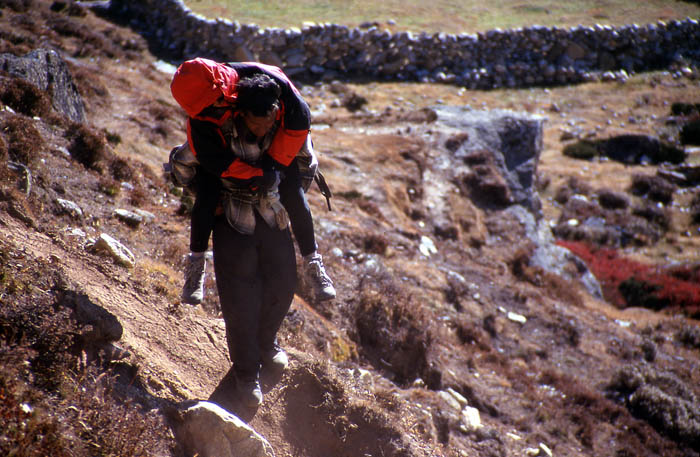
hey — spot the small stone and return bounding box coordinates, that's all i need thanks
[438,390,462,411]
[412,378,426,387]
[134,209,156,223]
[114,209,143,228]
[56,198,83,219]
[91,233,135,268]
[507,312,527,324]
[446,387,468,407]
[539,442,553,456]
[460,406,482,431]
[419,235,437,257]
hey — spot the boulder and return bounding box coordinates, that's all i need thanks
[57,290,123,343]
[177,401,275,457]
[0,49,85,122]
[434,107,545,216]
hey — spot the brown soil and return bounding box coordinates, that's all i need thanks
[1,2,700,456]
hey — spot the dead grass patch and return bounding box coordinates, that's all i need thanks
[0,244,176,456]
[65,122,108,172]
[0,74,52,118]
[354,274,437,388]
[0,113,45,167]
[135,259,180,304]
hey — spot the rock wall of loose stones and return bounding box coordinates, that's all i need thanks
[100,0,699,88]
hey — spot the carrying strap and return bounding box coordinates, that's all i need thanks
[314,170,333,211]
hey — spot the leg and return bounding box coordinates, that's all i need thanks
[182,172,221,304]
[189,170,221,252]
[256,217,297,353]
[212,216,262,380]
[278,158,317,257]
[279,159,336,301]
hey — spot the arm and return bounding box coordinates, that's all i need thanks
[187,117,263,182]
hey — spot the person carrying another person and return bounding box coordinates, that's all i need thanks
[170,58,335,307]
[171,58,320,407]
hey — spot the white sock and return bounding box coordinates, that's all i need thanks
[304,251,319,262]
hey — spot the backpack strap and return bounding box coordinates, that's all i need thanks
[314,170,332,211]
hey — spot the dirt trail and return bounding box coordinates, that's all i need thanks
[1,211,375,456]
[0,211,228,401]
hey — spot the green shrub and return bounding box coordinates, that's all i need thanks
[563,141,598,160]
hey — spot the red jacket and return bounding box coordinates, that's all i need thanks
[171,59,311,182]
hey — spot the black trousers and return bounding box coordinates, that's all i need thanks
[190,158,317,257]
[212,212,297,379]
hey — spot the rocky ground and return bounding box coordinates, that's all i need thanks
[1,1,700,456]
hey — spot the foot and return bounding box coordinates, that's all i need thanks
[304,252,336,301]
[262,343,289,371]
[182,252,206,304]
[237,375,262,408]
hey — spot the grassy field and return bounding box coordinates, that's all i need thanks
[184,0,700,33]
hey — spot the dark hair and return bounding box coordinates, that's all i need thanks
[236,74,281,116]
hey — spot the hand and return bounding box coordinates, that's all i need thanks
[249,169,279,194]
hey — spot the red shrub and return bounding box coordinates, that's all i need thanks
[557,240,700,317]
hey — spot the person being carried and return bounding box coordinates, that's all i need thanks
[169,58,335,305]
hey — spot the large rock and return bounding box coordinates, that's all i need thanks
[0,49,85,122]
[427,108,602,297]
[435,107,545,216]
[177,401,275,457]
[62,290,123,343]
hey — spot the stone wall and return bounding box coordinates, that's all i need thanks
[97,0,699,88]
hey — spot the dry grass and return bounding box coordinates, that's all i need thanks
[185,0,700,33]
[0,244,177,456]
[0,113,45,167]
[135,259,182,304]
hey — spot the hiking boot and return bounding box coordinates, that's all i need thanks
[237,375,263,408]
[304,252,336,301]
[262,343,289,371]
[182,252,206,305]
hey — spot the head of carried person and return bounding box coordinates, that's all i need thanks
[170,58,239,117]
[236,74,281,138]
